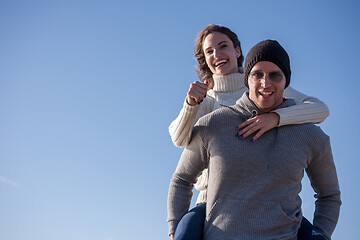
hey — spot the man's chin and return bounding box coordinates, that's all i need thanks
[257,102,276,112]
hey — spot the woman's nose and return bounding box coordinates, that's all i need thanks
[214,49,221,58]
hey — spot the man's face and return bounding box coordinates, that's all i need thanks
[248,61,286,112]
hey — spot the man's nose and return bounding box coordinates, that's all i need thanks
[260,75,272,87]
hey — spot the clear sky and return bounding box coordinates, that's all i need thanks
[0,0,359,239]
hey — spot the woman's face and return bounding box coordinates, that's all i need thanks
[202,32,241,76]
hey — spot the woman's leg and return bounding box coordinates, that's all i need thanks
[174,203,206,240]
[297,217,327,240]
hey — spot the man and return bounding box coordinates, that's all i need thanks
[167,40,341,240]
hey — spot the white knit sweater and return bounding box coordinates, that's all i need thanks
[168,71,329,204]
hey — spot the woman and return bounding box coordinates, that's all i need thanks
[168,25,328,240]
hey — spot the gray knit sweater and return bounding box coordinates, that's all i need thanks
[167,93,341,240]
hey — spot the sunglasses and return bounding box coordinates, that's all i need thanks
[249,70,284,84]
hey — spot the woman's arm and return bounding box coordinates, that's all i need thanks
[169,81,210,147]
[169,97,213,147]
[274,86,329,126]
[236,86,329,141]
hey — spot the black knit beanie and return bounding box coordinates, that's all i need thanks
[244,40,291,88]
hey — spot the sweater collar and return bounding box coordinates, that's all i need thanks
[212,71,245,92]
[233,92,296,118]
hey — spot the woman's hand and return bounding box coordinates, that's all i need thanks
[169,234,174,240]
[186,80,208,106]
[236,112,280,142]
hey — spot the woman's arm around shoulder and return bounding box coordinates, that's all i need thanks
[236,86,330,142]
[273,86,330,126]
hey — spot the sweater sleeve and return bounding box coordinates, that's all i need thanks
[306,140,341,240]
[167,125,208,234]
[168,96,214,147]
[273,86,329,126]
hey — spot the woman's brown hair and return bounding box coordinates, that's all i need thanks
[194,24,244,89]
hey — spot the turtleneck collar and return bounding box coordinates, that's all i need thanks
[212,72,245,92]
[212,67,245,92]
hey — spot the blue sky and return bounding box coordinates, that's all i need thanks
[0,0,359,239]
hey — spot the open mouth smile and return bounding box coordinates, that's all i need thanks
[259,91,274,98]
[214,60,228,68]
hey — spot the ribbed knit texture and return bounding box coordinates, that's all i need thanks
[211,72,244,92]
[167,93,341,239]
[274,87,329,126]
[244,40,291,88]
[168,72,329,205]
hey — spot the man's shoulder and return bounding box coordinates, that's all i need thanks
[285,123,329,144]
[197,106,241,125]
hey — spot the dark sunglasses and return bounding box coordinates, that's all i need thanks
[249,70,284,84]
